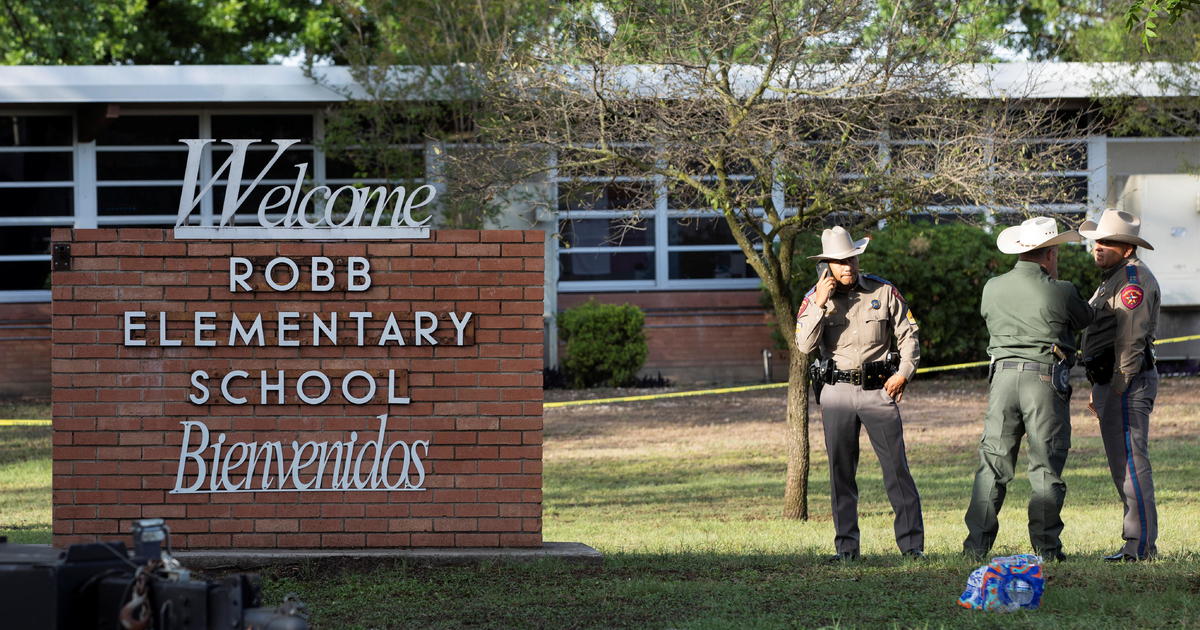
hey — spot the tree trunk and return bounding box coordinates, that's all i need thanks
[782,348,810,520]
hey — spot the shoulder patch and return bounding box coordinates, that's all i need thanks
[1120,285,1144,309]
[906,308,917,325]
[797,297,809,319]
[1125,264,1140,285]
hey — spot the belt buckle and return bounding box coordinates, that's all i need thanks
[851,371,862,386]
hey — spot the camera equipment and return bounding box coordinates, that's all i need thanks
[0,520,308,630]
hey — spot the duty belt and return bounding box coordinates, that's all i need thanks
[831,369,863,385]
[997,360,1052,374]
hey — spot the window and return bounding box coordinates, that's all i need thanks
[554,148,762,291]
[0,114,74,298]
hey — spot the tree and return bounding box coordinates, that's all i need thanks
[0,0,339,64]
[1126,0,1200,49]
[464,0,1081,519]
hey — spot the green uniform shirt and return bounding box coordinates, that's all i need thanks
[980,260,1093,364]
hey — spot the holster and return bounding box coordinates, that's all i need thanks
[1083,347,1114,386]
[861,352,900,391]
[1051,343,1073,397]
[808,358,831,405]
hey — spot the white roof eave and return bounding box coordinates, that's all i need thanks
[0,62,1192,105]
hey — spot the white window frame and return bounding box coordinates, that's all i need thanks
[0,109,77,302]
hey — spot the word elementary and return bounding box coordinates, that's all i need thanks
[123,256,474,348]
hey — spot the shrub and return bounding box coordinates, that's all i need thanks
[782,220,1102,368]
[558,300,648,388]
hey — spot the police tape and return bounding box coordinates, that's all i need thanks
[4,334,1199,420]
[544,333,1200,409]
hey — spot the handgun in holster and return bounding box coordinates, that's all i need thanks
[1050,343,1073,397]
[861,351,901,390]
[1082,347,1114,386]
[808,357,832,405]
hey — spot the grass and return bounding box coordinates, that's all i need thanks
[4,379,1200,628]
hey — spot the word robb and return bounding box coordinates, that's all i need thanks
[172,414,428,494]
[173,139,435,239]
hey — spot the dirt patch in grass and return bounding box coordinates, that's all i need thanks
[546,377,1200,460]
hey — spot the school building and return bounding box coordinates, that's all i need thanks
[2,63,1199,396]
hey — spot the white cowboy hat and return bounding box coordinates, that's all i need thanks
[996,216,1081,254]
[808,226,870,260]
[1078,208,1154,250]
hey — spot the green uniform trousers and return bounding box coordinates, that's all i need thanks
[963,361,1071,557]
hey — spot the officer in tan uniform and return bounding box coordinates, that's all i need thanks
[1080,209,1160,562]
[796,226,923,561]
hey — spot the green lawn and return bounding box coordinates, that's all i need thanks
[5,380,1200,628]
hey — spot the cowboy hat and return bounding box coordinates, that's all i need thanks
[1078,208,1154,250]
[996,216,1081,254]
[808,226,870,260]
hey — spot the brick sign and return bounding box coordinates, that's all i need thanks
[51,228,544,548]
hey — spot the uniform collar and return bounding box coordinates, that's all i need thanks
[1013,260,1049,276]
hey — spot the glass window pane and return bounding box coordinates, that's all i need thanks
[97,151,190,181]
[557,182,653,211]
[0,260,51,291]
[670,217,739,245]
[669,250,756,280]
[558,218,653,247]
[95,115,199,146]
[0,225,52,255]
[213,148,314,181]
[0,152,72,181]
[0,116,72,147]
[0,188,73,217]
[211,115,314,144]
[559,251,654,281]
[98,186,183,216]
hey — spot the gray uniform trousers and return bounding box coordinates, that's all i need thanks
[963,362,1071,557]
[820,381,924,555]
[1092,368,1158,559]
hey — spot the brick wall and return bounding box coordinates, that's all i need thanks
[51,228,544,549]
[0,302,52,398]
[558,290,790,383]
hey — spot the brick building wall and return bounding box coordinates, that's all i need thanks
[51,228,544,549]
[558,290,790,383]
[0,303,52,398]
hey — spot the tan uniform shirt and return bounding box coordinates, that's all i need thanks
[1082,254,1159,392]
[795,273,920,380]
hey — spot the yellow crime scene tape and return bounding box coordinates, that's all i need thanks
[544,333,1200,409]
[4,335,1199,421]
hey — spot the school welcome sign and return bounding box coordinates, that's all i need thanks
[50,139,545,549]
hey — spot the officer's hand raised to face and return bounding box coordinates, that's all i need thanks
[884,373,908,402]
[812,276,838,308]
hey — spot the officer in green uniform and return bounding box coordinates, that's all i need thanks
[963,217,1094,561]
[1079,209,1160,561]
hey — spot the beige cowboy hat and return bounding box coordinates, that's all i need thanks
[808,226,870,260]
[996,216,1081,254]
[1078,208,1154,250]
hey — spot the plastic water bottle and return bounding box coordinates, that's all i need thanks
[1006,578,1035,607]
